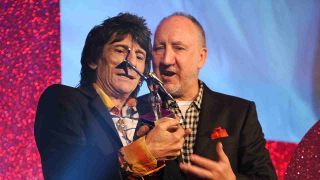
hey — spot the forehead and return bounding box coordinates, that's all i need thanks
[108,34,144,50]
[154,16,199,42]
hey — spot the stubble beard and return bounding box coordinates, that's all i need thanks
[164,83,183,99]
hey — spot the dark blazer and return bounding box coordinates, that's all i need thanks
[34,84,124,179]
[137,83,277,180]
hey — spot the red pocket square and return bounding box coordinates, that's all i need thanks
[210,127,229,140]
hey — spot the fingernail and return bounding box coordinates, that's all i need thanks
[220,141,223,149]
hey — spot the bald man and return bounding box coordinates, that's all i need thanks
[137,12,276,179]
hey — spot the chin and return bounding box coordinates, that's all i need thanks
[164,84,180,95]
[119,89,135,97]
[115,83,137,95]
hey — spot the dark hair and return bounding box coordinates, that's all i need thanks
[79,12,152,97]
[159,12,206,47]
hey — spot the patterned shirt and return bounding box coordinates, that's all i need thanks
[110,103,139,146]
[167,82,204,163]
[93,83,139,146]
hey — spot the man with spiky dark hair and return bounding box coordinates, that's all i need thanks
[35,13,189,179]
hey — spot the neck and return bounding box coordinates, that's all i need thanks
[95,81,129,109]
[174,80,200,101]
[110,94,129,109]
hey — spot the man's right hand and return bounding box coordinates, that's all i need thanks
[145,117,191,161]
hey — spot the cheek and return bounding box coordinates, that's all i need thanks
[152,62,161,76]
[177,60,193,74]
[137,61,146,73]
[96,62,113,80]
[152,55,161,67]
[98,68,110,82]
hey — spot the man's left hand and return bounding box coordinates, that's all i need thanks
[179,142,236,180]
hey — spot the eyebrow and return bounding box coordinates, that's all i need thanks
[113,44,129,50]
[155,40,185,46]
[113,44,146,56]
[172,41,185,46]
[135,49,146,56]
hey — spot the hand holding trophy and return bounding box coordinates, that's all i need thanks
[116,48,190,161]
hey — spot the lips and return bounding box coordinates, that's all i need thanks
[117,73,135,80]
[161,70,175,77]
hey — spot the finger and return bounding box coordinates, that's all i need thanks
[156,118,180,129]
[157,116,177,122]
[164,156,177,161]
[216,142,229,163]
[167,125,179,132]
[190,154,218,170]
[179,163,213,179]
[154,117,173,125]
[158,155,177,161]
[167,117,182,132]
[172,126,187,138]
[183,128,192,137]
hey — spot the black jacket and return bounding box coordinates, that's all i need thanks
[34,84,123,179]
[136,83,277,180]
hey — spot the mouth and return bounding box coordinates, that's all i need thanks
[117,73,135,80]
[161,70,176,77]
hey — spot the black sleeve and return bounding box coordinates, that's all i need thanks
[237,102,277,180]
[34,85,120,180]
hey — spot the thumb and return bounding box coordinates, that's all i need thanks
[216,141,229,162]
[136,124,150,137]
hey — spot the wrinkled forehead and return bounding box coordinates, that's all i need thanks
[154,16,201,43]
[160,16,198,31]
[107,32,145,50]
[108,33,132,45]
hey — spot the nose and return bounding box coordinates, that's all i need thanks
[162,47,175,66]
[126,50,137,67]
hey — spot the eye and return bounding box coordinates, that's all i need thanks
[114,47,127,54]
[136,54,146,61]
[174,45,185,51]
[153,45,164,52]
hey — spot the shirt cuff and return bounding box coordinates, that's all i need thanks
[119,136,165,176]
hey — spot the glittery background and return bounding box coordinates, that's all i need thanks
[0,0,310,179]
[266,141,297,179]
[285,120,320,180]
[0,0,60,179]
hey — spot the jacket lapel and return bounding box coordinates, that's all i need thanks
[79,85,122,146]
[193,85,220,159]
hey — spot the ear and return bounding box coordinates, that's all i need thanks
[89,63,97,70]
[197,47,207,69]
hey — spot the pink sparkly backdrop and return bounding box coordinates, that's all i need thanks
[0,0,60,179]
[0,1,302,179]
[285,121,320,180]
[266,141,297,180]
